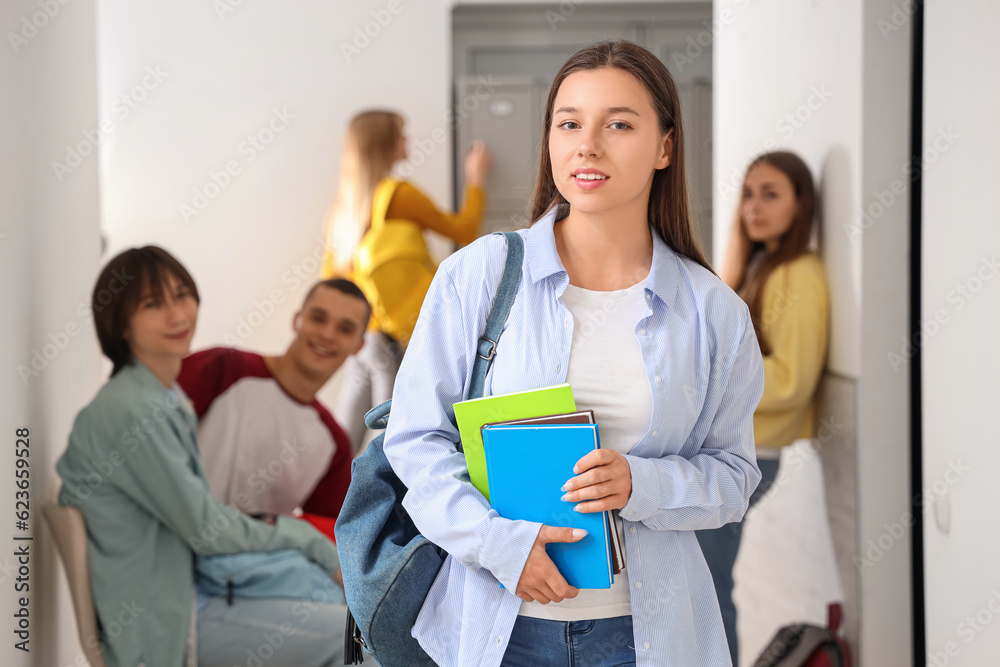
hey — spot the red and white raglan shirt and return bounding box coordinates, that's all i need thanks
[177,348,351,525]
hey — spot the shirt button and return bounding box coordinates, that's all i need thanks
[644,641,651,650]
[495,636,503,646]
[555,364,561,373]
[654,375,662,383]
[634,581,642,589]
[651,430,658,437]
[630,526,637,534]
[639,329,646,335]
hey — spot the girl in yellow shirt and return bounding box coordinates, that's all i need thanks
[322,110,492,454]
[696,150,830,666]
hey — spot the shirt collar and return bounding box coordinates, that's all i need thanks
[523,206,681,309]
[121,357,169,389]
[122,357,197,417]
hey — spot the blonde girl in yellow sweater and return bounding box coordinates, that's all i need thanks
[696,150,829,666]
[322,110,492,454]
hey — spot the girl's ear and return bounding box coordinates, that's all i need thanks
[655,128,674,170]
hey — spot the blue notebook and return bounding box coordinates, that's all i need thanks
[482,423,613,589]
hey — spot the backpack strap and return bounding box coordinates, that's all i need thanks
[827,602,843,634]
[369,177,402,232]
[468,231,524,400]
[346,231,524,664]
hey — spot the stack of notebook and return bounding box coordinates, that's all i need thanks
[454,385,625,589]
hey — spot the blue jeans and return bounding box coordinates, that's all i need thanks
[695,458,781,667]
[500,614,636,667]
[197,597,347,667]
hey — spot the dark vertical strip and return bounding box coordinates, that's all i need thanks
[910,2,926,664]
[450,7,461,212]
[450,29,460,212]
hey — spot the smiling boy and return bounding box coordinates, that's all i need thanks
[177,278,369,524]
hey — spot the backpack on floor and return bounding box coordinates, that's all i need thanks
[752,602,852,667]
[336,231,524,666]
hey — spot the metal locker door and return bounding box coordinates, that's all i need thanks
[454,76,544,234]
[677,80,713,262]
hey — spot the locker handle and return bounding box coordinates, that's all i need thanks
[933,488,951,535]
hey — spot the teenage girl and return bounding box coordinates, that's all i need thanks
[382,41,764,667]
[322,110,492,453]
[696,150,830,665]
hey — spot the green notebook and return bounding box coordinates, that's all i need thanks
[454,384,575,501]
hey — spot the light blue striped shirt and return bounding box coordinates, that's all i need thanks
[384,208,764,667]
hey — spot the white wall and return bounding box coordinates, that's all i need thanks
[855,2,914,665]
[1,1,105,665]
[922,1,1000,664]
[715,0,912,664]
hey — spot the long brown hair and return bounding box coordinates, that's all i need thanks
[721,151,816,354]
[529,40,710,273]
[324,110,403,272]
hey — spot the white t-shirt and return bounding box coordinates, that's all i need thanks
[519,280,653,621]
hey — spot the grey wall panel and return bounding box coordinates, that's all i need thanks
[817,373,860,655]
[455,76,544,232]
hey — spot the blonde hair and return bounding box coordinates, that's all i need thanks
[324,110,403,272]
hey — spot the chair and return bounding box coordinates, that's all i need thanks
[43,505,106,667]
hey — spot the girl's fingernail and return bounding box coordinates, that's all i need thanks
[572,529,588,539]
[560,483,569,492]
[560,493,571,502]
[573,504,583,512]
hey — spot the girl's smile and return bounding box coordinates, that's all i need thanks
[572,167,610,190]
[548,67,671,221]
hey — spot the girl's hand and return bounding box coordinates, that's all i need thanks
[719,214,750,290]
[513,525,585,604]
[561,450,633,512]
[464,140,493,187]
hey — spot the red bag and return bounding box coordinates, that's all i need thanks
[752,603,852,667]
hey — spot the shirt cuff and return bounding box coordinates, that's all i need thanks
[478,518,541,591]
[620,455,666,524]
